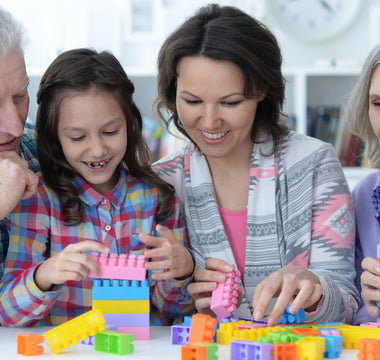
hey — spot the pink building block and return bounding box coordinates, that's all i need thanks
[88,252,146,281]
[211,265,241,318]
[117,326,150,340]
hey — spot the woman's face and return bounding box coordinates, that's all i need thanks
[369,64,380,140]
[175,56,265,161]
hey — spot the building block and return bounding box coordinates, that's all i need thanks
[296,336,325,360]
[321,334,343,359]
[103,313,149,327]
[43,309,105,354]
[361,322,380,328]
[183,316,193,326]
[92,278,149,300]
[17,333,44,356]
[230,340,273,360]
[339,326,380,349]
[92,299,149,313]
[88,252,146,281]
[80,335,94,345]
[181,344,207,360]
[172,325,191,345]
[317,328,340,335]
[279,305,306,324]
[117,326,150,340]
[189,313,217,344]
[291,327,321,336]
[95,331,134,355]
[210,265,241,318]
[357,338,380,360]
[273,342,297,360]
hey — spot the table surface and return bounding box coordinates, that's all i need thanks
[0,326,359,359]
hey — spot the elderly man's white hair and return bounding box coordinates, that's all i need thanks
[0,6,27,56]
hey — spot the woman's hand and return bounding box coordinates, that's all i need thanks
[252,265,323,326]
[187,258,238,316]
[34,240,110,291]
[139,224,194,281]
[361,257,380,318]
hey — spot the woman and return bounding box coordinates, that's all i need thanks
[345,44,380,325]
[153,3,359,325]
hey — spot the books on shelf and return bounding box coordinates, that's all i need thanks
[306,105,365,167]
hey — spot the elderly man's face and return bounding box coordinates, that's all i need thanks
[0,48,29,152]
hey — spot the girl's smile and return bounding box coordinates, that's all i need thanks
[57,87,127,195]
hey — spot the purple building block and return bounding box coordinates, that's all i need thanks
[230,340,273,360]
[103,313,149,327]
[171,325,190,345]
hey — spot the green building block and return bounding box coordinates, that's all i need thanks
[95,331,134,355]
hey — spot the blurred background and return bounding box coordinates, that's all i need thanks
[2,0,379,187]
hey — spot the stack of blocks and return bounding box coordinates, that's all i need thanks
[89,252,150,340]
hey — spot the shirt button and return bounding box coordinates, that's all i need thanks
[105,225,112,231]
[101,199,107,205]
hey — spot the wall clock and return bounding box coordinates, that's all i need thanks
[266,0,362,42]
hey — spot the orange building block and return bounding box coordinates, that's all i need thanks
[181,344,207,360]
[291,327,321,337]
[274,343,297,360]
[357,338,380,360]
[188,314,217,344]
[17,333,44,356]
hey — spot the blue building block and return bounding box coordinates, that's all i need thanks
[230,340,273,360]
[321,334,343,359]
[92,279,149,300]
[182,316,192,326]
[278,305,306,324]
[171,325,190,345]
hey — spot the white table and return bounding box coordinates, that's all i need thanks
[0,326,359,359]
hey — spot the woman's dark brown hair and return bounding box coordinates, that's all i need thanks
[37,48,175,225]
[155,3,288,146]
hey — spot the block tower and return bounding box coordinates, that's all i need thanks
[89,252,150,340]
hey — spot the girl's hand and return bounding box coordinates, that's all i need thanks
[34,240,110,291]
[187,258,237,316]
[361,257,380,318]
[139,224,194,281]
[252,265,323,326]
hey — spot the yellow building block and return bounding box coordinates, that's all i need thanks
[296,336,325,360]
[92,299,149,313]
[43,309,105,354]
[339,326,380,349]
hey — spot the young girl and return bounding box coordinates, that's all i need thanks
[0,48,195,327]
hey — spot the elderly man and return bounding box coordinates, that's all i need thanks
[0,7,39,276]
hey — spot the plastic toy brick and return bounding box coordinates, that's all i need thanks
[183,316,193,326]
[231,326,286,343]
[317,327,341,335]
[291,327,321,336]
[88,252,146,281]
[92,278,149,300]
[95,330,134,355]
[80,335,94,345]
[92,299,149,313]
[361,322,380,328]
[230,340,273,360]
[17,333,44,356]
[339,325,380,349]
[357,338,380,360]
[117,326,150,340]
[172,325,191,345]
[273,343,297,360]
[43,309,105,354]
[210,265,241,318]
[189,313,217,344]
[279,305,306,324]
[103,312,149,327]
[181,344,207,360]
[321,334,343,359]
[296,336,326,360]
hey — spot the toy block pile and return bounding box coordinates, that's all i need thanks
[90,252,150,340]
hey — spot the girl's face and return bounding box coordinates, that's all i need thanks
[369,64,380,140]
[58,87,127,195]
[176,56,265,161]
